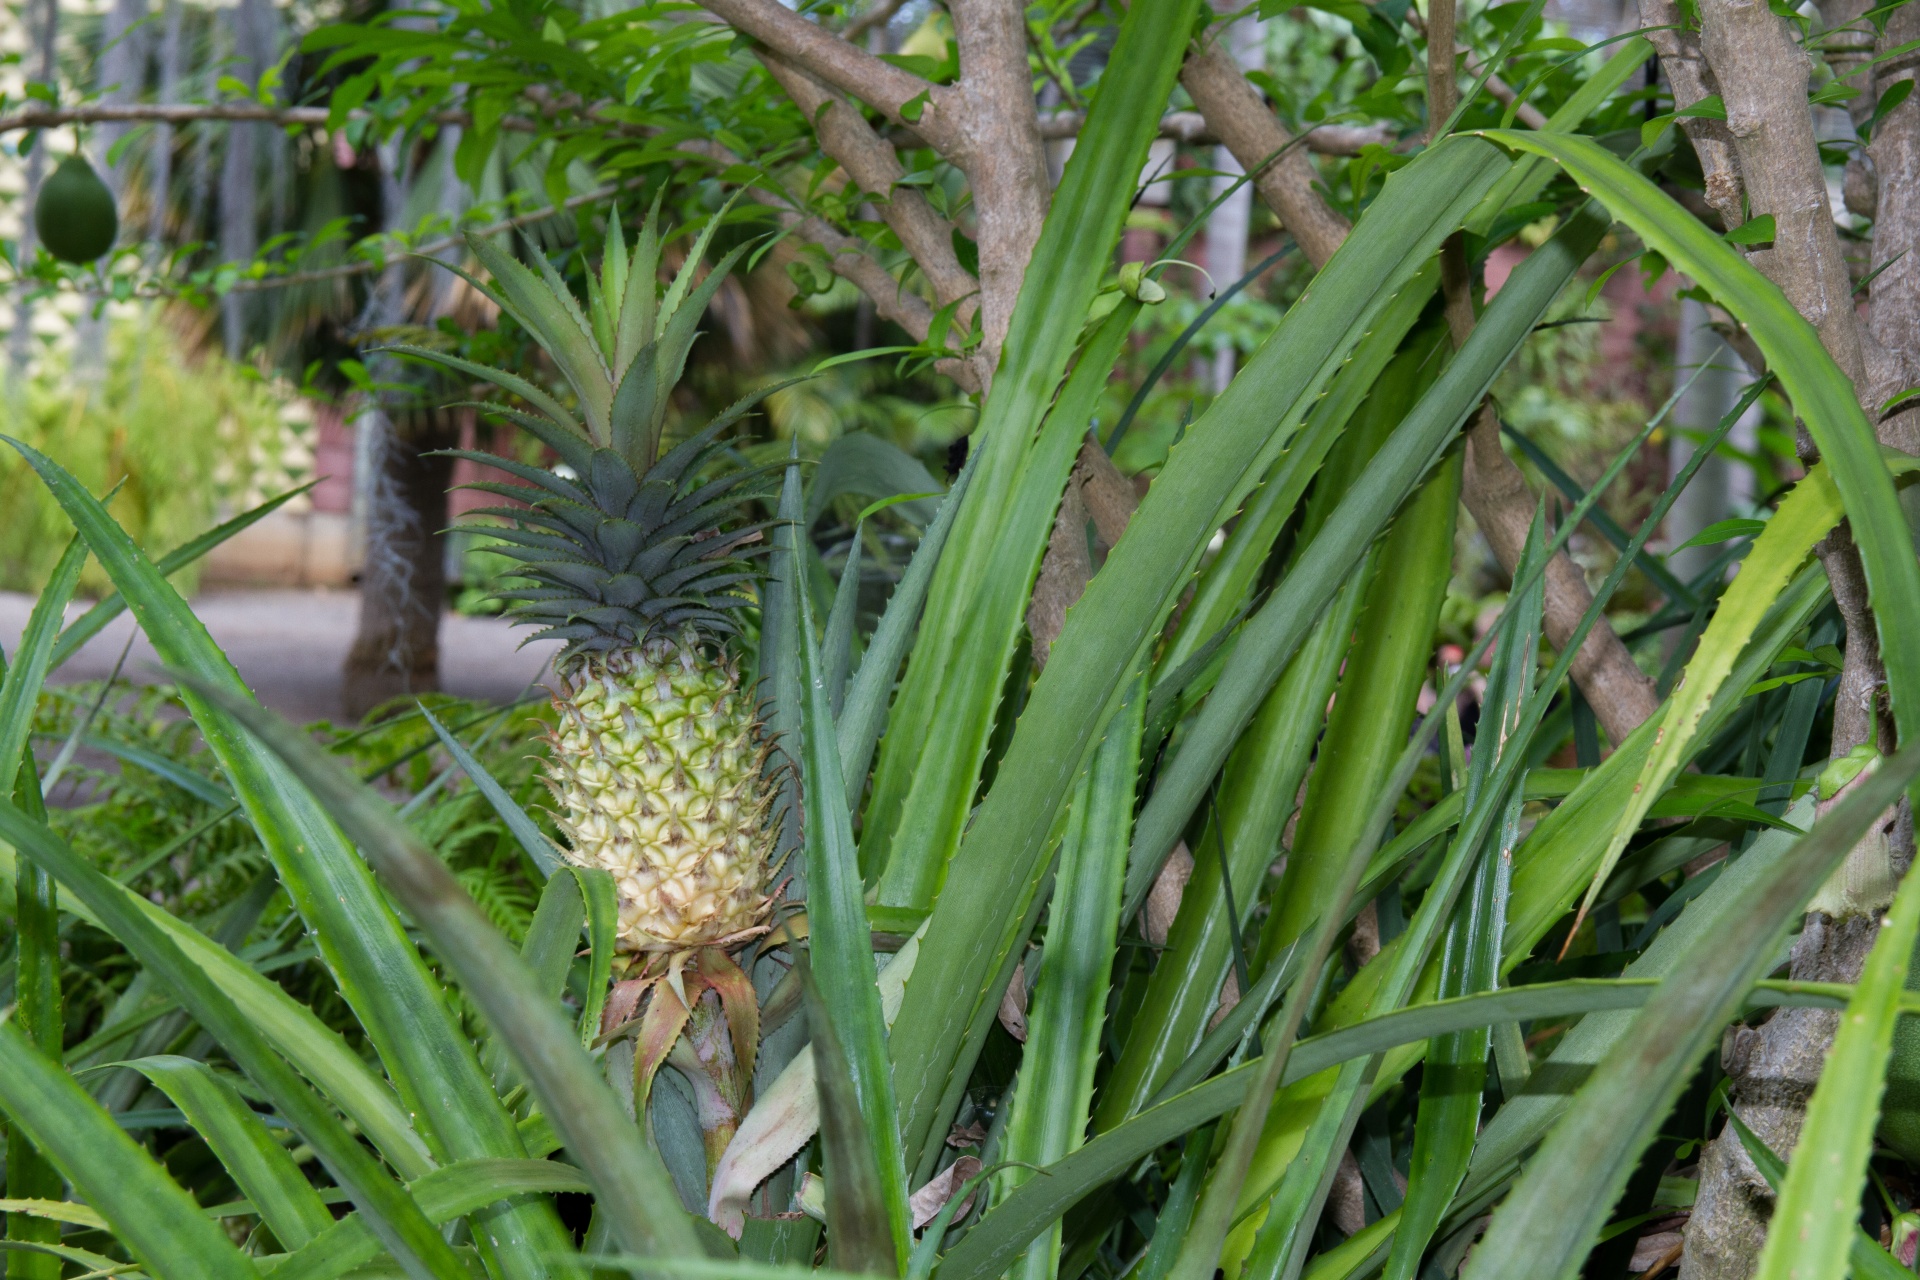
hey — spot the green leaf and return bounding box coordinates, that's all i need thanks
[0,801,465,1278]
[184,677,707,1262]
[1754,798,1920,1280]
[4,437,576,1276]
[265,1159,597,1280]
[867,297,1138,908]
[997,685,1143,1280]
[0,1016,261,1280]
[805,434,943,529]
[419,701,563,877]
[760,449,806,865]
[1129,199,1608,916]
[48,481,318,670]
[798,560,912,1265]
[889,132,1512,1178]
[1483,130,1920,767]
[2,532,85,1278]
[1673,516,1768,549]
[1724,214,1777,245]
[120,1056,334,1250]
[825,525,865,718]
[1573,464,1844,930]
[859,0,1200,915]
[837,447,976,808]
[805,965,900,1278]
[1462,741,1920,1280]
[1726,1115,1914,1280]
[936,975,1878,1280]
[0,535,85,791]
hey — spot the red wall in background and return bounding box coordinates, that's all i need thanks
[307,403,525,518]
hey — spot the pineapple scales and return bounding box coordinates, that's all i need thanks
[397,210,782,962]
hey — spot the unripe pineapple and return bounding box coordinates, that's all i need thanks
[397,209,782,961]
[547,636,776,951]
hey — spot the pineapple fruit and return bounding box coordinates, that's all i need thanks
[399,210,783,1166]
[547,637,775,952]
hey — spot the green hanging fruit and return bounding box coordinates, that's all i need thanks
[34,154,119,264]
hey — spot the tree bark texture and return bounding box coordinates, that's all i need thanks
[1674,0,1919,1269]
[342,407,461,720]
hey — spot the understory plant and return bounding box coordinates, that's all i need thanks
[7,0,1920,1276]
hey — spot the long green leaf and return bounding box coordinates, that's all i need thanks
[807,966,900,1277]
[48,480,318,670]
[5,438,575,1276]
[997,685,1143,1280]
[934,976,1883,1280]
[870,298,1138,907]
[184,677,707,1262]
[890,134,1513,1174]
[1096,577,1361,1131]
[122,1055,335,1250]
[1753,807,1920,1280]
[421,702,563,878]
[1127,198,1607,910]
[0,800,467,1279]
[798,566,912,1264]
[0,1015,261,1280]
[2,534,84,1280]
[837,446,976,806]
[267,1159,597,1280]
[1463,742,1920,1280]
[858,0,1194,901]
[1576,462,1846,925]
[1726,1115,1913,1280]
[1482,128,1920,756]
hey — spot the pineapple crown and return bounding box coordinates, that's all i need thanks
[387,204,784,660]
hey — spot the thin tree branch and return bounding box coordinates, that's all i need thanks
[1638,0,1748,231]
[1034,109,1396,154]
[758,53,980,327]
[1697,0,1868,382]
[0,98,1399,155]
[944,0,1051,356]
[225,179,638,292]
[1179,37,1352,269]
[843,0,909,43]
[692,0,959,149]
[1404,7,1550,131]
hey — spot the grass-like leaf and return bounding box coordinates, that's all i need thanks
[1462,742,1920,1280]
[797,555,912,1265]
[5,437,579,1275]
[1483,129,1920,759]
[0,1016,261,1280]
[889,133,1513,1179]
[177,675,710,1263]
[1753,806,1920,1280]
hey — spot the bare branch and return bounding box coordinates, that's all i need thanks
[843,0,909,43]
[1696,0,1867,383]
[228,179,637,293]
[944,0,1051,356]
[759,54,980,327]
[1179,37,1351,269]
[1034,109,1396,155]
[1404,8,1550,131]
[1638,0,1748,230]
[692,0,958,148]
[0,101,476,134]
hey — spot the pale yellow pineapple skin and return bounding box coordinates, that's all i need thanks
[545,631,777,954]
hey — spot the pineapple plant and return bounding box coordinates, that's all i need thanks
[395,209,784,1162]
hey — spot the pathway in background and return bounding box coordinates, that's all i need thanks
[0,589,557,724]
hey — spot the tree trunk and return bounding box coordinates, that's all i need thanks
[342,407,460,720]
